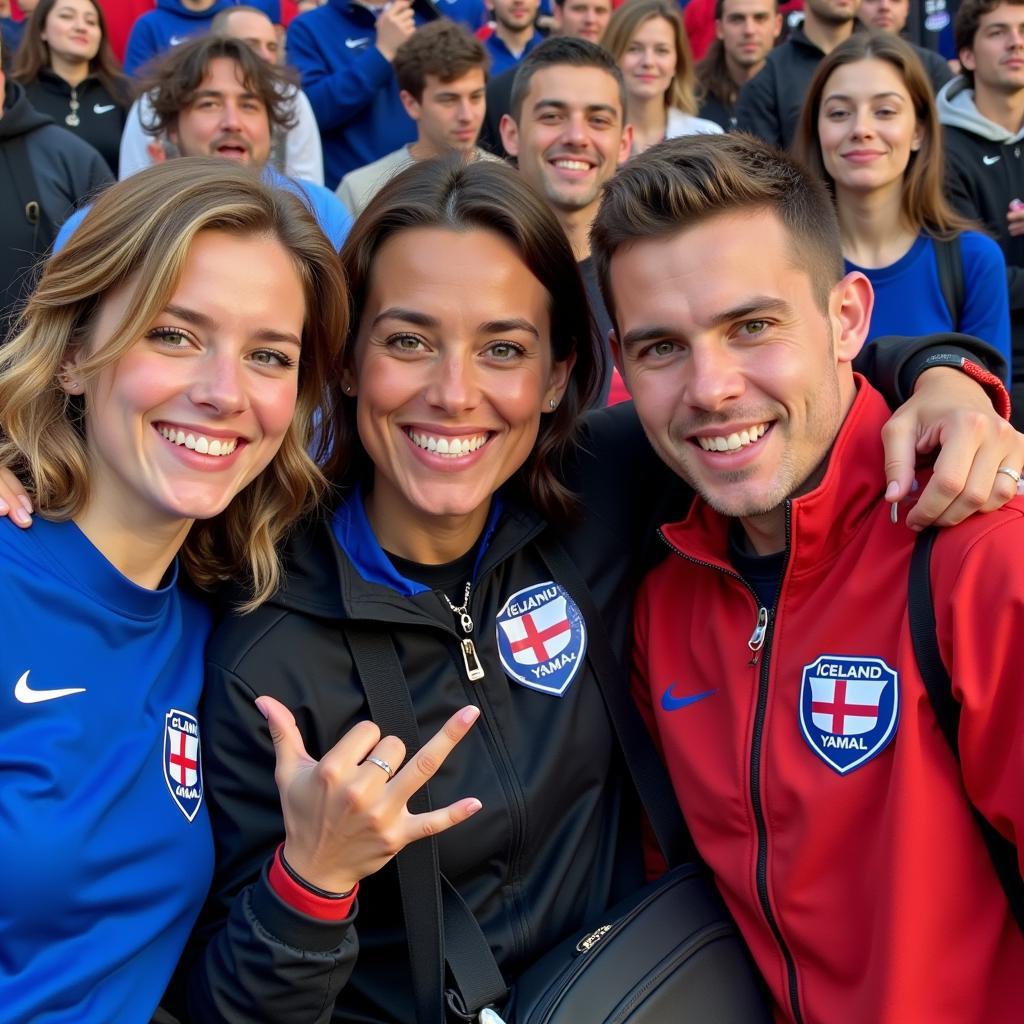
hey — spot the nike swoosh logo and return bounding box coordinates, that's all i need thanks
[983,155,1001,165]
[346,36,370,48]
[660,683,717,711]
[14,670,86,704]
[93,103,116,115]
[169,35,186,45]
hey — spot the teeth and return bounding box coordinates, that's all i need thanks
[408,430,488,457]
[696,423,768,453]
[554,159,591,171]
[159,425,237,456]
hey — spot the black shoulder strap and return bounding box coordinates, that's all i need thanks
[342,627,449,1023]
[907,528,1024,932]
[932,235,964,332]
[343,626,509,1021]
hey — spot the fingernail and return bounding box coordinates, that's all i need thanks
[18,495,33,514]
[910,478,920,493]
[0,500,7,514]
[461,706,480,725]
[466,799,482,814]
[14,508,31,526]
[884,481,899,501]
[255,697,269,720]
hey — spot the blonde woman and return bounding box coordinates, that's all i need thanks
[0,157,351,1024]
[602,0,722,154]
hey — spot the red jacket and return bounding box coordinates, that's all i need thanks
[632,378,1024,1023]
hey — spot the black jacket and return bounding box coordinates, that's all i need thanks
[735,25,951,151]
[0,80,112,328]
[22,69,129,175]
[181,403,679,1023]
[176,338,1002,1024]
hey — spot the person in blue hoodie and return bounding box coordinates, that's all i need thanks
[57,34,351,251]
[124,0,282,76]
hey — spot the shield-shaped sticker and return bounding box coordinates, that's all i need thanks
[798,655,899,775]
[496,581,587,696]
[163,708,203,821]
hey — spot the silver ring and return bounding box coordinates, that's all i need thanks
[997,466,1021,485]
[364,755,394,779]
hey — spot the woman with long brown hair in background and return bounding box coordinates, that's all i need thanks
[12,0,129,172]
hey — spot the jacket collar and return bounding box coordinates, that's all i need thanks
[659,375,891,578]
[267,488,544,621]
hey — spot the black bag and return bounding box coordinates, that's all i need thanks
[503,864,769,1023]
[345,532,770,1024]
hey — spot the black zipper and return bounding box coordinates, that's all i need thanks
[659,512,804,1023]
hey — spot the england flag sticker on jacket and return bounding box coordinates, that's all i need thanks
[798,655,899,775]
[163,709,203,821]
[496,581,587,696]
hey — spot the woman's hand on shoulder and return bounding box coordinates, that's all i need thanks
[256,697,482,895]
[0,467,32,527]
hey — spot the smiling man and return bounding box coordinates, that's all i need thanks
[55,34,350,251]
[591,132,1024,1023]
[500,37,632,401]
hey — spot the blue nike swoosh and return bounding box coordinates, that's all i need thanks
[661,684,717,711]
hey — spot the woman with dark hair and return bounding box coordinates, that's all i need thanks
[602,0,722,155]
[178,157,638,1022]
[793,32,1011,375]
[12,0,130,173]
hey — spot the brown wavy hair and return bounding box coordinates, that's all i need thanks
[11,0,130,103]
[602,0,699,116]
[324,157,602,525]
[0,158,348,609]
[793,32,975,240]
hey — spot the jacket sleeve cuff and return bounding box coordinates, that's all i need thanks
[266,845,359,923]
[904,349,1012,421]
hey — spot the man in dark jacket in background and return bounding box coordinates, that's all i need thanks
[939,0,1024,425]
[0,37,111,329]
[735,0,861,149]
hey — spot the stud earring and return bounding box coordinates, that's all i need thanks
[344,384,353,393]
[549,398,557,410]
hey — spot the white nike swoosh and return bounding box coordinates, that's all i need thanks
[169,35,186,45]
[93,103,116,115]
[345,37,369,48]
[14,669,86,704]
[983,155,1001,165]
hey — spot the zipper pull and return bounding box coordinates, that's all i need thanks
[460,638,485,682]
[747,606,768,665]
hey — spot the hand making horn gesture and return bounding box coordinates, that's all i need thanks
[256,697,482,894]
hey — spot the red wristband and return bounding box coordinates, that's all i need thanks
[267,844,358,921]
[962,359,1012,421]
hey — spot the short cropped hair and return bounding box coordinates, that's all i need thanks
[140,34,296,137]
[394,21,489,100]
[954,0,1024,87]
[509,36,627,123]
[591,133,843,322]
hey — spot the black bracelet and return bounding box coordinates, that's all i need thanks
[279,847,356,900]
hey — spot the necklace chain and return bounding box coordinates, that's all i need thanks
[443,582,474,634]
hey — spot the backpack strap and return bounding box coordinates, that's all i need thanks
[907,528,1024,932]
[932,235,964,332]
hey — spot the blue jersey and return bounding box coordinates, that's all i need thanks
[847,231,1013,380]
[0,516,214,1024]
